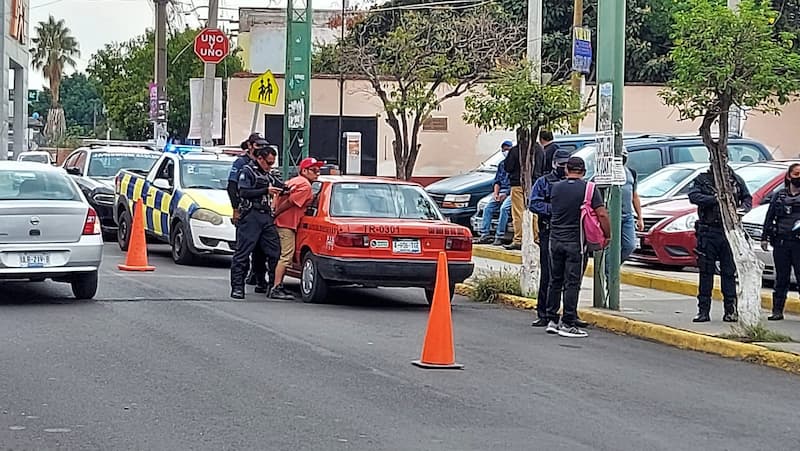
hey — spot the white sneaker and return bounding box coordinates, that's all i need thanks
[557,323,588,338]
[545,321,559,335]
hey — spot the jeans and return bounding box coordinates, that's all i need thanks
[481,195,512,237]
[547,240,584,325]
[605,214,637,280]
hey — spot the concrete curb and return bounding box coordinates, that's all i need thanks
[472,245,800,315]
[455,283,800,376]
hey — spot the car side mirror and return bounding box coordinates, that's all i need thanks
[66,167,82,176]
[153,178,172,191]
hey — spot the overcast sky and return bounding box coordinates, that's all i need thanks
[28,0,346,91]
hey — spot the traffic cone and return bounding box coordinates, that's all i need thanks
[118,200,155,272]
[412,251,463,370]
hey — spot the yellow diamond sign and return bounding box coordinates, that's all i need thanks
[248,71,279,107]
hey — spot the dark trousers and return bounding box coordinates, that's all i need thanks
[537,229,550,319]
[772,239,800,314]
[249,246,269,285]
[231,211,280,289]
[696,227,736,314]
[547,240,584,325]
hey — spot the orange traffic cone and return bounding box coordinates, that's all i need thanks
[118,200,156,272]
[412,251,463,370]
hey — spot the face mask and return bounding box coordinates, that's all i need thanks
[555,167,566,178]
[502,150,509,158]
[791,177,800,188]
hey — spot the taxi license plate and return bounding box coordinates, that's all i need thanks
[393,239,421,254]
[20,252,50,268]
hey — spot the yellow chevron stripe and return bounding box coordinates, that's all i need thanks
[151,208,163,236]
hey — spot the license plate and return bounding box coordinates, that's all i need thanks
[20,252,50,268]
[393,239,421,254]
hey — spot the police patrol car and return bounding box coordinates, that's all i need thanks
[114,144,237,264]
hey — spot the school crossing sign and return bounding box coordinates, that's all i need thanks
[248,71,280,107]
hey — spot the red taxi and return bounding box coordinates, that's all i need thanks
[632,161,793,267]
[285,176,475,304]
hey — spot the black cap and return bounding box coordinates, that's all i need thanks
[566,156,586,172]
[553,149,571,164]
[247,132,263,144]
[252,138,270,149]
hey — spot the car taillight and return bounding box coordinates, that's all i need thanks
[446,236,472,252]
[335,233,369,247]
[83,208,101,235]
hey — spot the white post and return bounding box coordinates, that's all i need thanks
[200,0,220,147]
[0,0,8,160]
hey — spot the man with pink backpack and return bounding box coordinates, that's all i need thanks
[545,157,612,338]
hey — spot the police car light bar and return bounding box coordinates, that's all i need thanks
[164,144,204,154]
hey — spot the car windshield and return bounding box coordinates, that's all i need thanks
[476,150,505,172]
[19,154,49,164]
[180,160,232,190]
[572,145,597,179]
[735,164,785,194]
[88,152,159,177]
[330,182,443,220]
[0,168,80,201]
[637,167,697,198]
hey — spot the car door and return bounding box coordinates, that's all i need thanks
[144,157,176,239]
[295,181,329,267]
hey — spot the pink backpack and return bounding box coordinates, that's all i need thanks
[581,181,608,252]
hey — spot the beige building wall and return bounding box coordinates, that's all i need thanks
[226,76,800,177]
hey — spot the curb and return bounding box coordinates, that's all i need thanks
[472,245,800,315]
[455,283,800,376]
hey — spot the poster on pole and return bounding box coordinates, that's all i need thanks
[187,78,223,140]
[572,27,593,74]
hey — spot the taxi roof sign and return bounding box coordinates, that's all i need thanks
[248,71,279,107]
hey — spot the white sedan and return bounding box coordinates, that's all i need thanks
[0,162,104,299]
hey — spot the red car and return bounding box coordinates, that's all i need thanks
[631,161,794,268]
[285,176,475,304]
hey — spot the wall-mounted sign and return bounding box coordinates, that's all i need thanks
[10,0,28,44]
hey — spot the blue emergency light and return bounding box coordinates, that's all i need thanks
[164,143,203,155]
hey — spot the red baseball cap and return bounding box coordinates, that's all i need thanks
[299,157,325,171]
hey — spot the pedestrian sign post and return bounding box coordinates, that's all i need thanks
[248,71,279,107]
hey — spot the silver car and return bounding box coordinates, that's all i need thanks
[0,162,104,299]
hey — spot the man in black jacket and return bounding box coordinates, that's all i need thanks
[503,141,545,250]
[540,130,558,172]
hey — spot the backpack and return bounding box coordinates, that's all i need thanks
[581,181,608,252]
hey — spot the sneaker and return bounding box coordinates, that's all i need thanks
[254,282,268,294]
[504,243,522,251]
[545,321,559,334]
[269,285,295,300]
[530,318,549,327]
[557,323,588,338]
[245,272,257,286]
[492,238,504,246]
[474,235,494,245]
[230,288,245,300]
[574,318,590,328]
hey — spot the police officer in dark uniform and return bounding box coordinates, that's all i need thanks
[688,164,752,323]
[761,163,800,321]
[230,144,284,300]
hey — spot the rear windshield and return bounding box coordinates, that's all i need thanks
[19,154,50,164]
[735,164,785,194]
[0,169,81,201]
[88,152,159,177]
[330,183,443,220]
[637,167,696,198]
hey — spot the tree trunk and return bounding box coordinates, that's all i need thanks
[45,108,66,144]
[517,126,540,297]
[700,102,763,328]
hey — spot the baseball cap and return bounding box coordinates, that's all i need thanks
[299,157,325,171]
[553,149,571,164]
[501,140,514,148]
[247,132,263,144]
[252,138,270,149]
[566,156,586,172]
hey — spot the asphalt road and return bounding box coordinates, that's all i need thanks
[1,244,797,450]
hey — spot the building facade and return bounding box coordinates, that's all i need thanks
[2,0,29,159]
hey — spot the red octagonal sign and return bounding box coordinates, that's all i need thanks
[194,28,229,64]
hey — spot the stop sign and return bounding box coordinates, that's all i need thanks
[194,28,229,64]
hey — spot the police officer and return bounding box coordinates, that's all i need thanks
[227,133,270,292]
[761,163,800,321]
[230,144,283,300]
[688,164,752,323]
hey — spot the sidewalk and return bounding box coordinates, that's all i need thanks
[465,256,800,375]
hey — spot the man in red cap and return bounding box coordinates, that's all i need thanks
[270,157,324,299]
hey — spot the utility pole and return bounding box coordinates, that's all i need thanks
[154,0,169,148]
[526,0,542,82]
[570,0,584,133]
[593,0,626,310]
[283,0,313,179]
[337,0,347,170]
[200,0,219,147]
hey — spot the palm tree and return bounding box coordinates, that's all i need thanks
[31,15,80,142]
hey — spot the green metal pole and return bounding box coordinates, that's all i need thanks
[593,0,625,310]
[283,0,313,180]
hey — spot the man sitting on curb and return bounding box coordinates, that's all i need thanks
[475,140,513,246]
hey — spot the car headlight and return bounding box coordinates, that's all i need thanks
[191,208,224,226]
[442,194,471,209]
[663,212,698,233]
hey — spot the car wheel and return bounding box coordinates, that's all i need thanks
[170,222,195,265]
[117,209,132,251]
[301,253,328,304]
[424,284,456,305]
[71,271,98,300]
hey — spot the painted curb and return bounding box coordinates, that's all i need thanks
[472,245,800,315]
[455,283,800,376]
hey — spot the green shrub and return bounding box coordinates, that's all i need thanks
[469,269,523,303]
[721,323,793,343]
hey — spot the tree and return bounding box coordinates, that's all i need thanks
[88,28,244,141]
[339,6,524,179]
[30,15,80,143]
[29,73,105,137]
[660,0,800,328]
[464,61,588,295]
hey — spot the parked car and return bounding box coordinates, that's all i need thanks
[17,151,53,165]
[632,160,793,268]
[287,176,474,304]
[572,135,773,182]
[62,144,161,238]
[425,133,614,229]
[0,162,104,299]
[636,162,746,207]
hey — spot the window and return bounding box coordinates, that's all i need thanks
[87,152,159,178]
[74,152,87,173]
[637,167,696,198]
[671,145,708,164]
[672,144,768,165]
[330,183,443,220]
[154,158,175,186]
[18,153,50,164]
[306,181,323,216]
[0,169,80,201]
[627,148,663,180]
[734,164,784,195]
[728,144,767,163]
[180,160,231,190]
